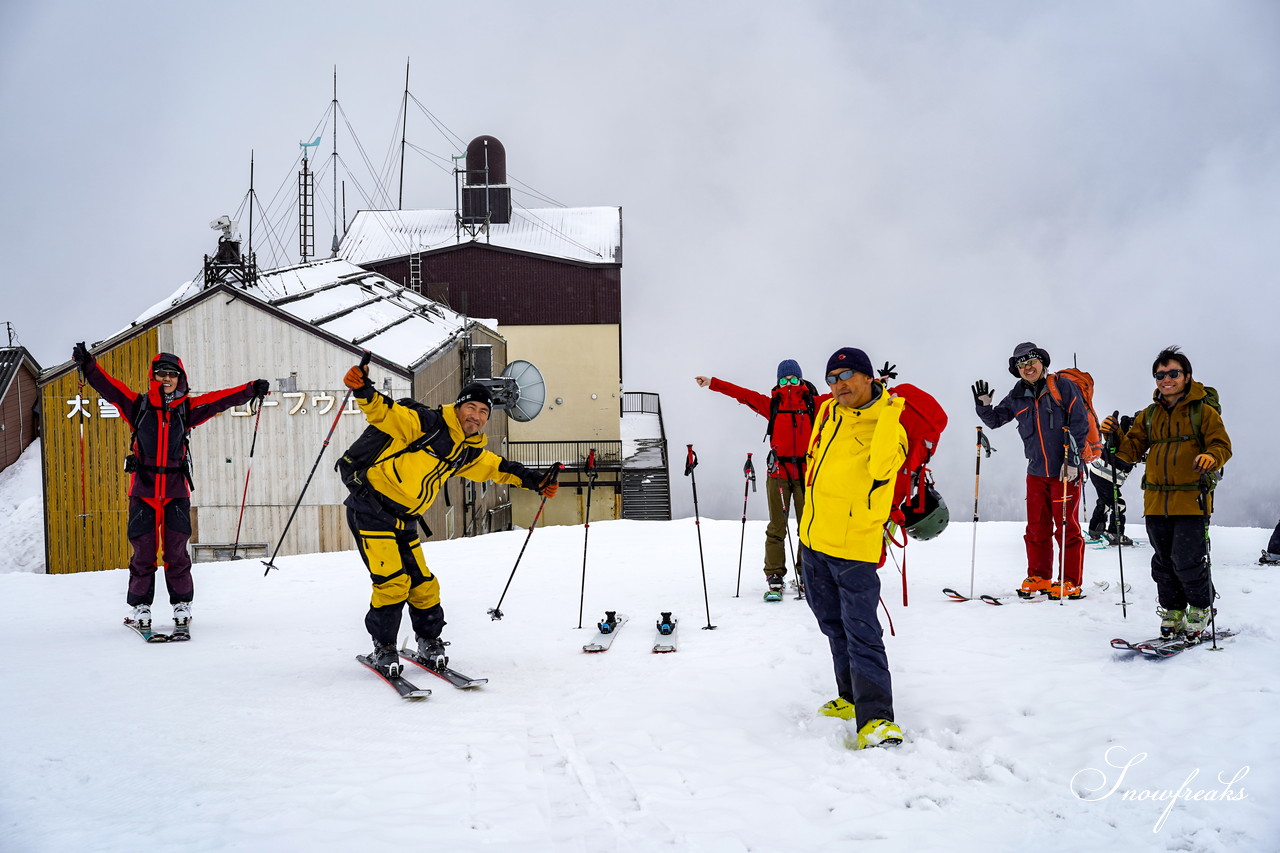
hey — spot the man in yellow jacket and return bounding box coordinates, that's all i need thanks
[799,347,908,750]
[342,364,558,677]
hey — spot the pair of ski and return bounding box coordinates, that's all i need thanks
[124,617,190,643]
[942,588,1006,606]
[583,611,678,654]
[356,645,488,700]
[1111,628,1237,659]
[943,586,1090,605]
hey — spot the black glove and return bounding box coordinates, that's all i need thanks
[972,380,992,407]
[72,341,93,368]
[1119,414,1133,434]
[251,379,270,398]
[878,362,898,380]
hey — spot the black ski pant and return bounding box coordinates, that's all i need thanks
[1087,472,1126,537]
[800,544,893,733]
[1144,515,1212,610]
[125,497,193,607]
[1267,520,1280,558]
[345,491,445,648]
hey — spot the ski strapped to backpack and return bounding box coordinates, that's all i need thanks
[1045,368,1104,464]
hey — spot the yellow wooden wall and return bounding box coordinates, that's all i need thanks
[42,332,158,574]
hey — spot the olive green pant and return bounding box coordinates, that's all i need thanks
[764,477,806,578]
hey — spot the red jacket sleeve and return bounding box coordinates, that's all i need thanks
[708,378,771,419]
[187,383,258,428]
[81,362,142,428]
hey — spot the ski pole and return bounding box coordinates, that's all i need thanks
[969,426,993,599]
[231,394,265,559]
[489,463,561,620]
[780,482,801,598]
[686,444,716,630]
[264,350,370,576]
[734,452,755,598]
[75,368,90,526]
[576,449,598,629]
[1057,426,1071,605]
[1199,473,1221,651]
[1107,410,1128,618]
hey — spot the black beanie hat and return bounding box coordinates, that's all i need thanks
[825,347,874,380]
[455,383,492,411]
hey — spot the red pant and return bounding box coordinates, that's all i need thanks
[1024,474,1083,585]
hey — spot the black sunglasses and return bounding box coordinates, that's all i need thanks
[154,370,180,379]
[1153,369,1184,381]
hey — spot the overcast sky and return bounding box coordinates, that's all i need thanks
[3,1,1278,528]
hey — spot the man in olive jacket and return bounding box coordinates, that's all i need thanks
[1104,346,1231,641]
[798,347,907,750]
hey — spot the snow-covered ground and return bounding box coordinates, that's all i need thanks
[1,442,1276,852]
[0,439,45,573]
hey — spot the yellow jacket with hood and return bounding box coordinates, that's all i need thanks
[357,393,537,518]
[799,385,908,563]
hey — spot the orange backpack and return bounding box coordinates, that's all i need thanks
[1045,369,1103,464]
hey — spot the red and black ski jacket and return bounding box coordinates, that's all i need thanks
[83,352,257,500]
[708,377,831,480]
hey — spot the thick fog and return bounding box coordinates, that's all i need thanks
[2,1,1277,526]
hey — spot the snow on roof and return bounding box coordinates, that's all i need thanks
[0,346,39,398]
[337,207,622,267]
[134,259,495,372]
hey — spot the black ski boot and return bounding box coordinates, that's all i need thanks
[416,636,449,671]
[370,642,402,678]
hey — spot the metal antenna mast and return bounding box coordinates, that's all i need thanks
[331,66,340,255]
[398,58,410,210]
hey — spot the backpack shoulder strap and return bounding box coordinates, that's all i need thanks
[765,390,781,438]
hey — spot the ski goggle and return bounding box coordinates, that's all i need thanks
[825,368,857,386]
[778,376,800,386]
[1153,369,1184,381]
[1015,356,1042,369]
[154,370,180,379]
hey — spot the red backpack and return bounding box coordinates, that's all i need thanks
[887,383,948,525]
[1045,368,1103,464]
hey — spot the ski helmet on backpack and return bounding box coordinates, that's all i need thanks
[903,482,949,541]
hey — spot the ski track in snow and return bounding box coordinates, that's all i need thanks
[1,503,1277,851]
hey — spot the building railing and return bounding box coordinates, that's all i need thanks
[621,391,661,415]
[506,440,624,471]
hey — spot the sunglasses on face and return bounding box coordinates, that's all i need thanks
[1154,369,1184,381]
[154,370,180,379]
[1015,357,1041,369]
[825,368,856,386]
[778,376,800,386]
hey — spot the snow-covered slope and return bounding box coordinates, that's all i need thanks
[1,506,1276,852]
[0,439,44,573]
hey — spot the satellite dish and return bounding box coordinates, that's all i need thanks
[500,360,545,422]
